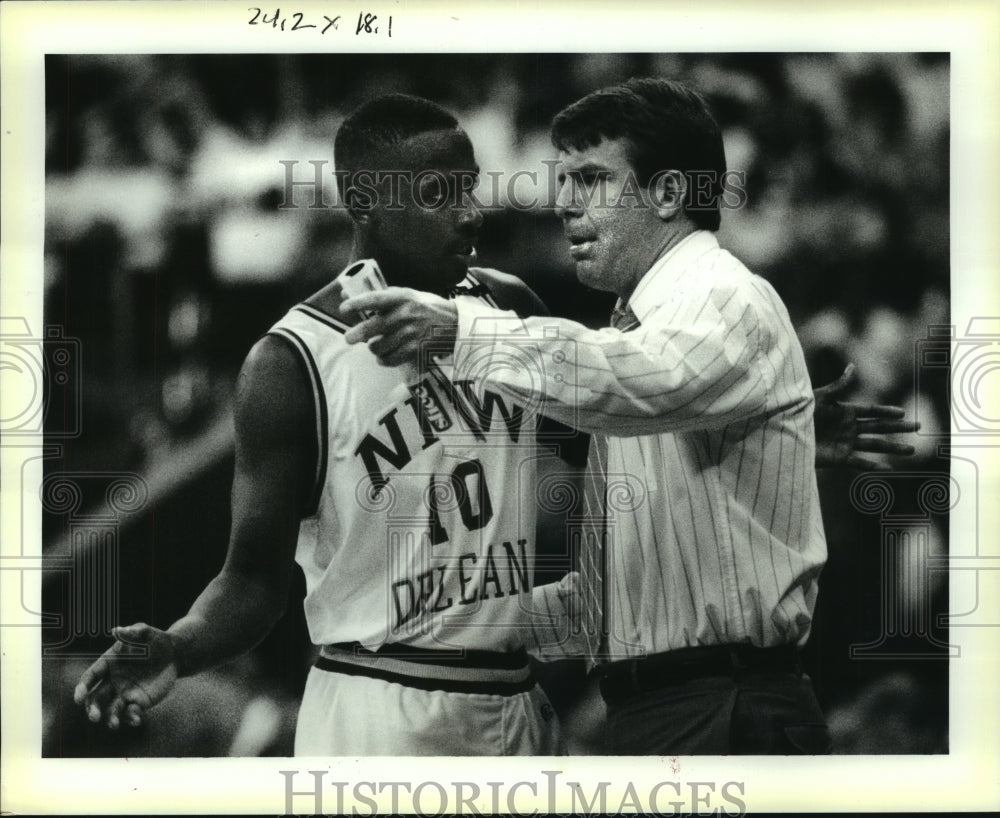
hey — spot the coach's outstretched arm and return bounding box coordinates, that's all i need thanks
[73,337,313,729]
[345,283,789,436]
[343,289,921,466]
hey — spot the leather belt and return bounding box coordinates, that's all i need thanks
[599,644,802,705]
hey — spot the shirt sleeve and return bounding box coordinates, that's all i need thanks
[452,279,772,436]
[527,572,590,661]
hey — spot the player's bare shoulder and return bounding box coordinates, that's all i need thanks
[236,334,314,445]
[470,267,549,318]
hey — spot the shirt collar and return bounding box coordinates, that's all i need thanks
[619,230,720,323]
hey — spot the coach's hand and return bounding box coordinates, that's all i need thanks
[342,287,458,367]
[813,363,920,470]
[73,623,179,729]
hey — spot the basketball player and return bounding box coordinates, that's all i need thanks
[74,94,573,755]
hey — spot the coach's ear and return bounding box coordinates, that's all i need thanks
[650,169,686,221]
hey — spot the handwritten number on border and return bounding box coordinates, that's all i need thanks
[248,9,391,36]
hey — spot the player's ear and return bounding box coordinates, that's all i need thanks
[338,169,378,225]
[649,169,686,221]
[344,185,373,225]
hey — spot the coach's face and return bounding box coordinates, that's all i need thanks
[554,137,670,301]
[364,128,482,293]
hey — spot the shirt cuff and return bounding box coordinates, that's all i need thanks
[453,298,521,378]
[528,572,588,661]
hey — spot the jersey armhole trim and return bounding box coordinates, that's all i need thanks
[267,327,328,518]
[294,303,351,333]
[465,271,500,308]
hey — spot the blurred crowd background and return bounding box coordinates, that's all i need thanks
[41,52,951,756]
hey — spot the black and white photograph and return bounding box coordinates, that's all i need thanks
[2,2,999,814]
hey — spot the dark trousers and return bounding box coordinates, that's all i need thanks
[602,668,831,755]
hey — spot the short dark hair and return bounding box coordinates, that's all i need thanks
[334,93,460,200]
[551,78,726,230]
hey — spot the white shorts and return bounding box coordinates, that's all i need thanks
[293,644,564,756]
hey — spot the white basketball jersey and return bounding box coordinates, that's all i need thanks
[267,272,540,653]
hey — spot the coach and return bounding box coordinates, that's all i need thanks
[344,78,833,754]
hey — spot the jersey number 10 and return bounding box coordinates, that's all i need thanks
[427,458,494,545]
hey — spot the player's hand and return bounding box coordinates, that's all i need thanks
[72,622,180,730]
[342,287,458,367]
[813,363,920,470]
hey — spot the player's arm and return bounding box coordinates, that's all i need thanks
[168,335,313,672]
[472,267,550,319]
[74,336,314,728]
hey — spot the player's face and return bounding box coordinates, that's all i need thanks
[554,137,665,301]
[365,128,482,293]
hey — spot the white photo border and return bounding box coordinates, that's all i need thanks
[2,0,999,814]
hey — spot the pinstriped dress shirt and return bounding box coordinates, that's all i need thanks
[456,230,827,658]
